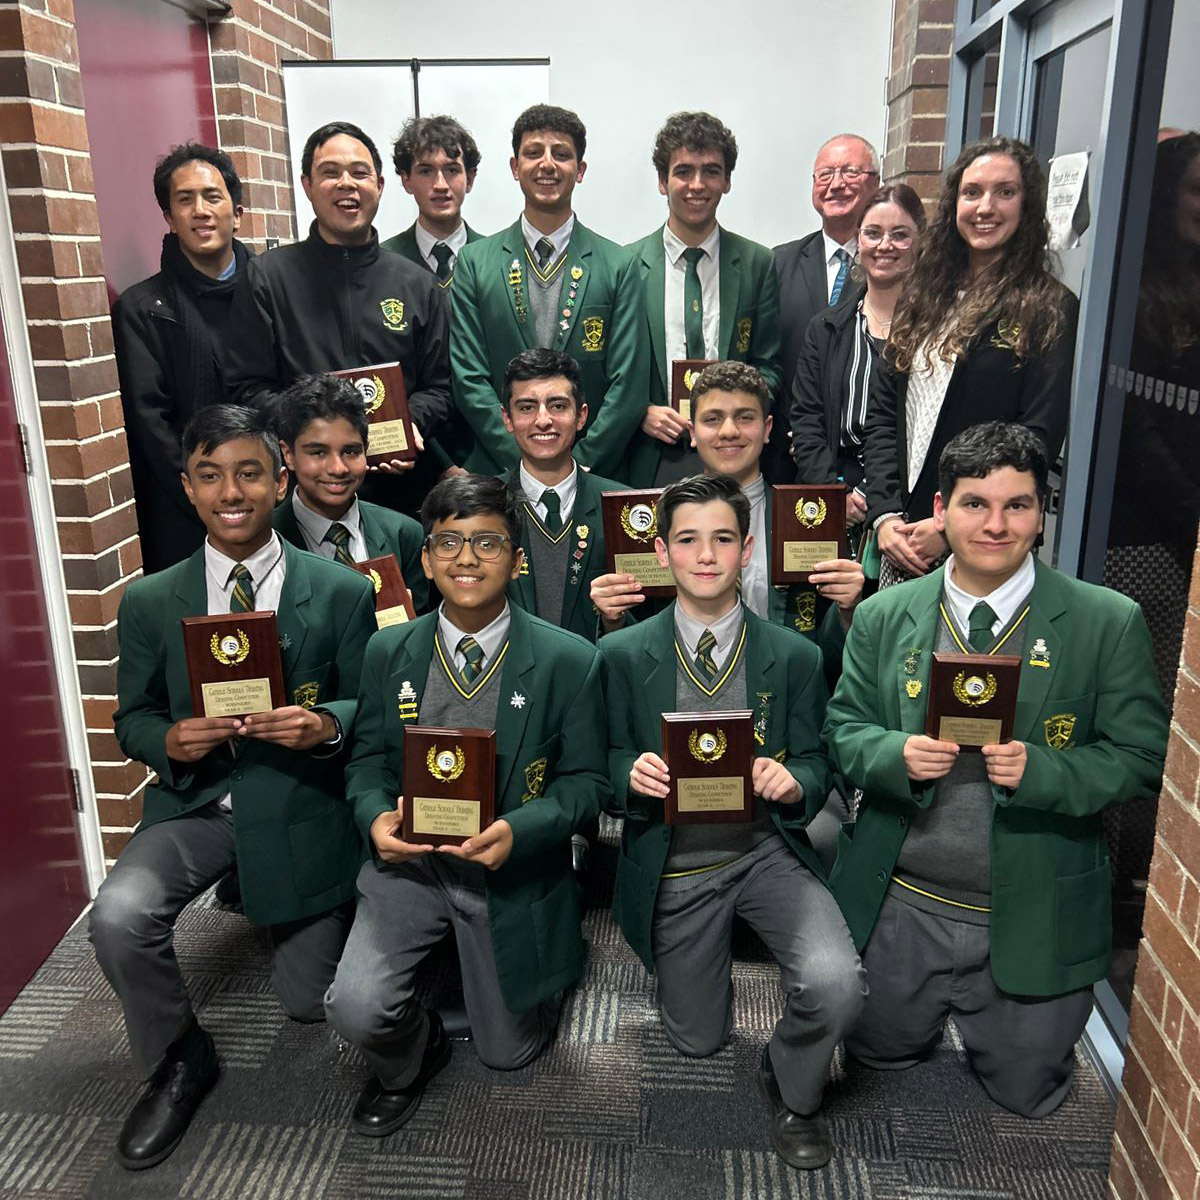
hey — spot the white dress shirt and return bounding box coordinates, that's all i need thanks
[414,219,468,275]
[522,214,575,262]
[204,532,286,616]
[673,599,745,674]
[822,231,858,301]
[290,489,367,562]
[437,602,512,674]
[663,222,721,362]
[740,474,770,619]
[519,461,578,525]
[943,552,1036,640]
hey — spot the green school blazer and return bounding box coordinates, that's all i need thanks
[273,495,430,614]
[823,560,1168,996]
[379,221,483,288]
[599,604,832,971]
[113,540,377,926]
[451,219,650,477]
[623,226,782,486]
[346,604,611,1012]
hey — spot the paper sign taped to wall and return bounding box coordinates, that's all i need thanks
[1047,151,1091,250]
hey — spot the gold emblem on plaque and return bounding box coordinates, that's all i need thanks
[581,315,604,353]
[293,681,319,709]
[427,744,466,782]
[353,374,386,416]
[952,671,997,707]
[906,679,923,699]
[620,502,658,542]
[794,497,827,528]
[688,728,727,764]
[683,368,699,393]
[522,756,547,802]
[736,317,752,354]
[367,568,383,593]
[380,297,407,330]
[210,629,250,666]
[1044,713,1076,750]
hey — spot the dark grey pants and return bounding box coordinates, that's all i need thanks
[88,804,352,1077]
[325,854,556,1088]
[847,887,1093,1118]
[651,837,866,1115]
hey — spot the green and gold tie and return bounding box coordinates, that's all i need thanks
[229,563,255,612]
[968,601,998,652]
[682,246,706,359]
[695,629,718,681]
[324,521,357,567]
[458,636,485,687]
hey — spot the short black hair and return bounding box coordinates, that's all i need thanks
[658,473,751,542]
[420,474,521,545]
[274,374,368,447]
[938,421,1049,506]
[511,105,586,161]
[652,111,738,177]
[502,348,584,411]
[181,404,281,475]
[301,121,382,178]
[690,361,770,418]
[392,114,481,177]
[153,142,242,212]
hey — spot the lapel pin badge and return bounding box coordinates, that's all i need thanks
[510,691,527,710]
[1029,638,1050,669]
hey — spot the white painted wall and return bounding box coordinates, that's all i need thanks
[327,0,891,248]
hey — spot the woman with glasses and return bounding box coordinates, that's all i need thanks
[863,136,1078,584]
[789,185,927,536]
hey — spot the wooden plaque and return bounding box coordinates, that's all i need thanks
[601,489,675,598]
[669,358,716,422]
[402,726,496,846]
[661,710,754,825]
[770,484,850,583]
[925,652,1022,751]
[330,362,416,466]
[348,554,416,628]
[181,611,286,718]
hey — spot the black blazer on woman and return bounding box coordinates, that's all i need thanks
[863,287,1078,524]
[788,292,871,487]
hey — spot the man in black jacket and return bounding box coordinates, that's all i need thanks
[112,144,250,573]
[224,121,454,513]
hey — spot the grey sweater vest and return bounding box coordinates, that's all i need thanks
[420,638,504,730]
[529,253,568,350]
[524,509,572,624]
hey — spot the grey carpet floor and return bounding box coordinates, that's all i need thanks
[0,819,1116,1200]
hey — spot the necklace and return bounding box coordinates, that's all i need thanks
[863,298,893,335]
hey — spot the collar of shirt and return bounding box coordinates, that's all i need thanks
[519,460,578,524]
[943,552,1036,638]
[740,474,770,619]
[414,219,468,271]
[663,221,721,267]
[217,254,237,282]
[438,601,512,670]
[204,531,286,615]
[291,488,364,557]
[521,213,574,261]
[822,230,858,269]
[674,598,745,669]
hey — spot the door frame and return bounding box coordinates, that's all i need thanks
[0,152,106,895]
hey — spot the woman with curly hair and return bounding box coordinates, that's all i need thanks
[864,136,1078,581]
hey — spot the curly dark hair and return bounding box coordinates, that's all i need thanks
[886,137,1067,373]
[392,114,481,178]
[511,105,586,160]
[690,361,769,416]
[651,112,738,176]
[153,143,242,212]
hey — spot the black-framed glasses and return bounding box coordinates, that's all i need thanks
[813,166,879,184]
[425,532,514,561]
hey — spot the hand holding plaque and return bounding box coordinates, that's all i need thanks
[402,726,496,846]
[601,489,675,598]
[348,554,416,628]
[330,362,416,467]
[670,358,716,423]
[925,652,1021,751]
[181,611,286,718]
[770,484,850,583]
[661,710,754,824]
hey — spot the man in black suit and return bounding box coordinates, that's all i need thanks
[772,134,879,478]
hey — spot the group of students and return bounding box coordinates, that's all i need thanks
[92,100,1169,1177]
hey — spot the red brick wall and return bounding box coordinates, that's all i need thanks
[1111,537,1200,1198]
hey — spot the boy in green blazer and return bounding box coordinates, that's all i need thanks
[90,405,376,1170]
[625,113,782,486]
[450,105,649,478]
[272,374,429,613]
[327,475,609,1138]
[599,474,864,1171]
[824,422,1169,1117]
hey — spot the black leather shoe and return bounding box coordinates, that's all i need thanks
[351,1010,451,1138]
[571,833,590,909]
[116,1026,219,1171]
[758,1044,832,1170]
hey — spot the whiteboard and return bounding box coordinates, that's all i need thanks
[281,59,550,243]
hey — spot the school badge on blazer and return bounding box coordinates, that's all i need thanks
[736,317,752,354]
[522,757,548,802]
[793,590,816,633]
[580,316,604,353]
[293,681,319,709]
[380,297,407,331]
[1044,713,1077,750]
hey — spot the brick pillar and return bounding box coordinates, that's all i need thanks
[0,0,146,859]
[208,0,332,253]
[885,0,953,204]
[1110,536,1200,1199]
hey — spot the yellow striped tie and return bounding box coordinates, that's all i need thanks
[695,629,718,681]
[229,563,255,613]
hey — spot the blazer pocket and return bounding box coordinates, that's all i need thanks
[288,810,357,897]
[1056,859,1111,966]
[573,304,611,356]
[288,661,332,709]
[519,735,560,802]
[530,872,581,978]
[1037,694,1096,750]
